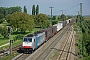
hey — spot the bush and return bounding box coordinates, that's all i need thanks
[0,26,8,38]
[13,34,23,41]
[0,19,3,24]
[52,20,58,25]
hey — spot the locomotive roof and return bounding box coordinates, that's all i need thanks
[26,34,34,37]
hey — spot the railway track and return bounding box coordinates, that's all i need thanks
[14,54,30,60]
[24,22,73,60]
[13,30,65,60]
[57,26,74,60]
[12,21,74,60]
[0,44,21,58]
[35,26,71,60]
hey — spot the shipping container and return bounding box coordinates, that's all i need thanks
[49,26,57,36]
[40,28,52,41]
[63,21,67,27]
[53,22,63,31]
[66,20,69,24]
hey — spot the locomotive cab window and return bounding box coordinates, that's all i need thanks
[23,38,32,42]
[28,38,32,42]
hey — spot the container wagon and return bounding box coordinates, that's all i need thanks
[66,20,69,24]
[40,28,52,41]
[63,21,67,27]
[53,22,63,31]
[49,26,57,36]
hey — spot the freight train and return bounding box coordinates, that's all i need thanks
[21,19,71,53]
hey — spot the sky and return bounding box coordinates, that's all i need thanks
[0,0,90,16]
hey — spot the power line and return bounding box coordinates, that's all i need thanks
[53,10,66,14]
[53,4,80,14]
[65,4,79,11]
[60,10,64,14]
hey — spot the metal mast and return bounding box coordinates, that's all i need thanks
[49,7,54,26]
[80,3,82,16]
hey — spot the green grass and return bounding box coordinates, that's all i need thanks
[12,40,22,47]
[49,50,59,60]
[0,40,22,50]
[0,34,17,46]
[0,21,10,26]
[84,16,90,20]
[0,35,9,46]
[0,28,41,49]
[0,39,9,46]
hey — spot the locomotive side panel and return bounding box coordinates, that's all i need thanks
[35,32,45,47]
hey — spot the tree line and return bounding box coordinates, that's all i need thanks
[0,5,50,38]
[0,6,22,23]
[0,5,39,17]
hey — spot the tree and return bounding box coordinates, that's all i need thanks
[52,16,56,20]
[0,7,7,17]
[35,14,50,28]
[6,12,35,33]
[0,6,22,17]
[24,6,27,13]
[8,6,22,14]
[36,5,39,15]
[4,8,8,16]
[32,5,35,15]
[67,16,72,19]
[52,20,58,25]
[0,13,4,19]
[0,13,4,23]
[0,26,8,38]
[60,14,66,21]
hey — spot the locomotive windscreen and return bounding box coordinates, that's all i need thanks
[23,38,32,42]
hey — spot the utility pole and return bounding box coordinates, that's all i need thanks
[60,10,65,21]
[77,11,80,26]
[80,3,82,27]
[64,10,66,14]
[49,7,54,26]
[60,10,64,14]
[80,3,83,56]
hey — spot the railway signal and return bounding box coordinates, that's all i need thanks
[8,26,11,36]
[8,26,13,56]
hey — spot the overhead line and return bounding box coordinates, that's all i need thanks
[53,4,80,14]
[65,4,79,11]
